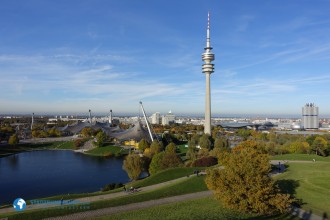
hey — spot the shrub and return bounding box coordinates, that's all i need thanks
[101,182,123,192]
[103,152,113,157]
[191,156,217,167]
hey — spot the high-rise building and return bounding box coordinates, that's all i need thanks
[162,110,175,125]
[202,12,215,135]
[302,103,319,129]
[151,112,160,124]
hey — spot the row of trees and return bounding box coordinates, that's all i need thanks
[122,141,183,180]
[122,132,230,180]
[32,128,61,138]
[234,129,330,156]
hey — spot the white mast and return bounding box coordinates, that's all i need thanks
[139,101,154,142]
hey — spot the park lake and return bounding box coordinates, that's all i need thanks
[0,150,130,204]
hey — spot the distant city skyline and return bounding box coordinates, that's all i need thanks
[1,1,330,116]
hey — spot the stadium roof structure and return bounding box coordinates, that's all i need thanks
[109,120,153,143]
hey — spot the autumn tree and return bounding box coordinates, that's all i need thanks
[289,141,311,154]
[160,151,182,169]
[165,142,176,154]
[122,154,144,180]
[312,136,328,156]
[205,146,294,215]
[138,139,149,152]
[144,140,163,158]
[47,128,61,137]
[150,141,163,154]
[8,134,19,146]
[81,127,93,138]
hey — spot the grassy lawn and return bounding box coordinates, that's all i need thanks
[274,161,330,216]
[85,145,128,156]
[127,167,204,188]
[96,197,298,220]
[177,143,188,154]
[2,176,207,220]
[272,154,330,162]
[0,141,74,157]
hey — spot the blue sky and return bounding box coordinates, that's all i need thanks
[1,0,330,117]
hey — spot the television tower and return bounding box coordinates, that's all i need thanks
[202,12,215,135]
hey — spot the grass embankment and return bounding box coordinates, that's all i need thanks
[2,175,207,220]
[85,144,128,156]
[0,141,74,157]
[97,197,298,220]
[274,161,330,216]
[127,167,204,188]
[272,153,330,162]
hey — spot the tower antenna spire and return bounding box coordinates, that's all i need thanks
[206,11,211,50]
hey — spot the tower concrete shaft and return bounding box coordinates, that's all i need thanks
[109,109,113,125]
[202,12,215,135]
[31,113,34,130]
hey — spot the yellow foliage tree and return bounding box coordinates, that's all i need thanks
[205,146,294,215]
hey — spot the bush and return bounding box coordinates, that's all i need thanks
[101,182,123,192]
[103,152,113,157]
[191,156,217,167]
[114,152,122,157]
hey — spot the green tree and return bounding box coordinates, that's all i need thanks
[205,147,294,215]
[95,131,107,147]
[149,152,165,175]
[8,134,19,146]
[188,134,199,148]
[138,139,149,151]
[122,154,144,180]
[199,134,212,150]
[236,129,252,140]
[214,137,230,151]
[186,146,198,161]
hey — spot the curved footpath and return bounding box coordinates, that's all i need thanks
[45,191,212,220]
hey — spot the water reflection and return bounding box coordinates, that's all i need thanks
[0,150,129,204]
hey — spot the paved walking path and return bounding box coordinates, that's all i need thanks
[0,173,201,215]
[44,191,213,220]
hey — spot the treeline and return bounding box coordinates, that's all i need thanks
[234,129,330,156]
[122,131,230,180]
